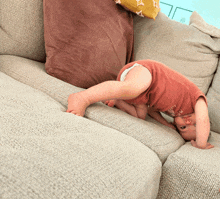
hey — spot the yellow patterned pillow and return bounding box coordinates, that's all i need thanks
[114,0,160,19]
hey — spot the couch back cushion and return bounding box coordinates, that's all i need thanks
[0,0,45,62]
[207,60,220,133]
[133,12,220,94]
[43,0,134,89]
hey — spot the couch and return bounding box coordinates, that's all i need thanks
[1,0,220,198]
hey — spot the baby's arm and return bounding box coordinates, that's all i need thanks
[194,97,212,149]
[148,107,176,130]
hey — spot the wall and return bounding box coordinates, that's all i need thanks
[160,0,220,28]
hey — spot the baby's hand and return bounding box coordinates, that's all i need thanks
[191,140,214,149]
[66,93,89,117]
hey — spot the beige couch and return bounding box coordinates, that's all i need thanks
[1,1,220,198]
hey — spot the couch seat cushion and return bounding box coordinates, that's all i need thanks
[0,71,161,198]
[157,132,220,199]
[0,55,185,163]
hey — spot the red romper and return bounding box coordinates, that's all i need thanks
[117,60,207,117]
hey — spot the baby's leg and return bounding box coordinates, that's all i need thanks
[114,100,138,118]
[133,103,148,120]
[67,64,152,117]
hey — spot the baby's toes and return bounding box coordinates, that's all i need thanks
[103,100,109,105]
[107,100,115,107]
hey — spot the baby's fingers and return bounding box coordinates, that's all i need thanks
[191,140,214,149]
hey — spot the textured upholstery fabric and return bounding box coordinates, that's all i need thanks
[157,133,220,199]
[133,12,220,94]
[0,71,162,199]
[86,109,184,164]
[190,11,220,38]
[43,0,134,88]
[0,0,45,62]
[207,60,220,134]
[0,55,82,105]
[0,55,185,163]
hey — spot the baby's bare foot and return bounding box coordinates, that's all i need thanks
[67,92,89,117]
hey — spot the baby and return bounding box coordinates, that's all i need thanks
[67,60,214,149]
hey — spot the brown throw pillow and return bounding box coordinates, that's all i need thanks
[43,0,134,88]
